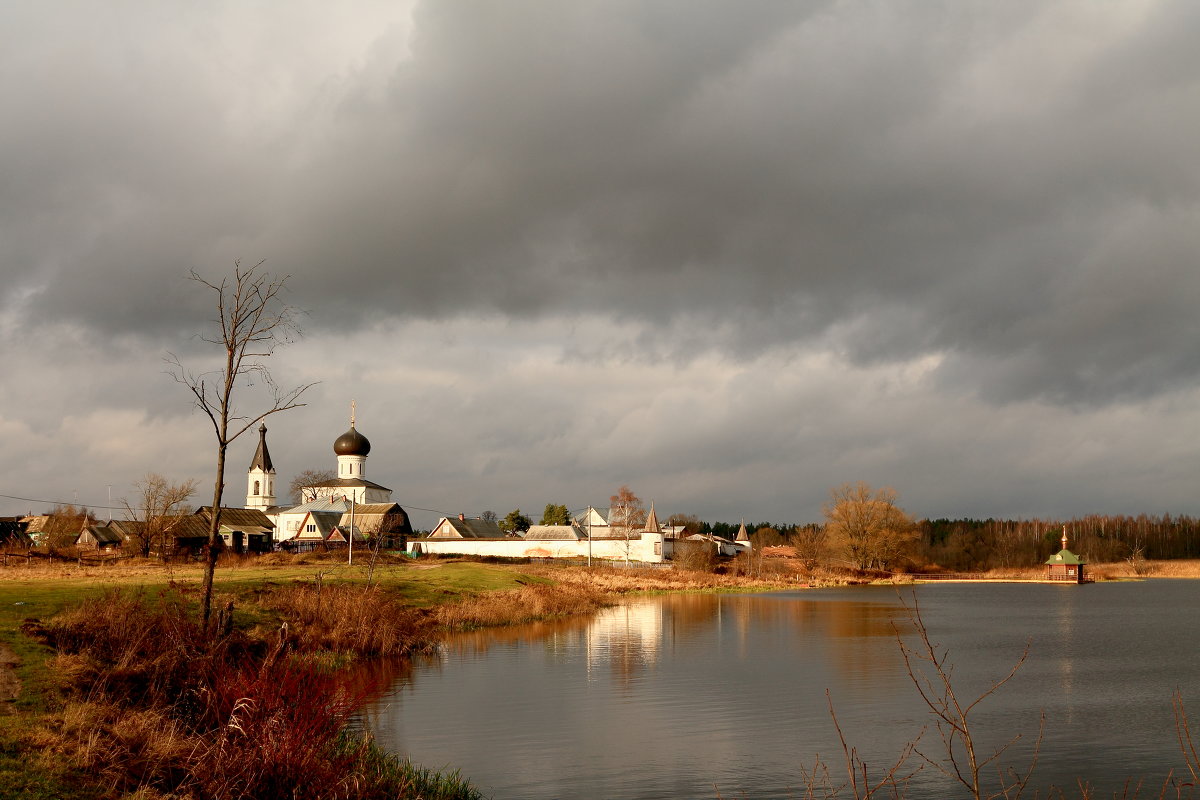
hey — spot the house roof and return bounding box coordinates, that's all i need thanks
[575,507,610,526]
[109,519,147,539]
[282,498,350,515]
[1045,548,1086,566]
[195,507,275,531]
[164,515,211,541]
[524,525,587,540]
[308,477,393,493]
[643,505,661,534]
[326,524,365,543]
[430,517,506,539]
[293,511,343,540]
[0,520,32,545]
[338,504,412,535]
[82,525,125,546]
[735,521,750,542]
[20,516,50,533]
[687,533,736,546]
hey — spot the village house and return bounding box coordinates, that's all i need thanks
[76,519,145,551]
[195,507,275,554]
[0,517,33,549]
[428,514,508,539]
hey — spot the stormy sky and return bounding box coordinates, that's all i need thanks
[3,1,1199,529]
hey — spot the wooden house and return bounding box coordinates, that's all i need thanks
[77,522,128,551]
[429,515,507,539]
[190,507,276,554]
[0,518,33,549]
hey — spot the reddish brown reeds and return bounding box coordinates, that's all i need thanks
[26,587,482,799]
[258,582,437,657]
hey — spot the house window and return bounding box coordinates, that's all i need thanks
[306,524,316,533]
[654,542,661,555]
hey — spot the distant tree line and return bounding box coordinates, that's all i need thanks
[919,513,1200,570]
[692,512,1200,571]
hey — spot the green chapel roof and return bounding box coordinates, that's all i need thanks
[1045,548,1086,566]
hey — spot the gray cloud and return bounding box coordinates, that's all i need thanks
[2,2,1197,521]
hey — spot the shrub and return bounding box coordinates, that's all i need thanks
[672,540,718,572]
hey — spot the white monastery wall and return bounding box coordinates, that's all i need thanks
[410,533,671,563]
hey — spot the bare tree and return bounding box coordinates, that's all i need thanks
[824,482,918,571]
[120,473,198,557]
[609,485,646,564]
[288,468,336,504]
[168,260,313,630]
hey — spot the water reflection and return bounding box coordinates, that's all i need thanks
[366,583,1200,799]
[367,589,923,799]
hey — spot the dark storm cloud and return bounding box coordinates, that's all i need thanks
[3,1,1199,410]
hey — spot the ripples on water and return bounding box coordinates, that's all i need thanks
[366,581,1200,799]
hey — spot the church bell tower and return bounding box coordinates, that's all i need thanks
[246,423,277,510]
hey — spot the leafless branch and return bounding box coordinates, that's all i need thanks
[168,259,315,630]
[893,591,1041,800]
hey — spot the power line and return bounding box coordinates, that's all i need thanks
[0,491,462,520]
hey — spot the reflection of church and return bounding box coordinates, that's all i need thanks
[245,406,413,548]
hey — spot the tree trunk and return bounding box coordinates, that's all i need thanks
[201,444,227,630]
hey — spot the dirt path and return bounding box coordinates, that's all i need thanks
[0,641,19,712]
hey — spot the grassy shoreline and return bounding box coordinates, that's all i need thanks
[1,554,1197,798]
[0,554,805,799]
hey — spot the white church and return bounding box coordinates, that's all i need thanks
[245,405,413,550]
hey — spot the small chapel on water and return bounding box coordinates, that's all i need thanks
[1045,525,1089,583]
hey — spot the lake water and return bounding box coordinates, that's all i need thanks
[366,581,1200,799]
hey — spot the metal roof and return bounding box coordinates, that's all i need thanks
[430,517,507,539]
[249,423,274,472]
[524,525,587,540]
[308,477,393,492]
[1045,548,1086,565]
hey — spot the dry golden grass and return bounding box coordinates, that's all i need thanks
[532,564,805,595]
[258,582,436,657]
[433,582,611,630]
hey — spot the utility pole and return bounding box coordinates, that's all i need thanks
[348,494,355,565]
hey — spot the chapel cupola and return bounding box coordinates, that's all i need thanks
[333,426,371,457]
[334,401,371,479]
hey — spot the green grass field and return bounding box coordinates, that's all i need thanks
[0,557,540,800]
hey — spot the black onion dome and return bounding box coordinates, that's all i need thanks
[333,425,371,457]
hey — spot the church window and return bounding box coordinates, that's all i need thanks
[253,480,260,495]
[306,523,316,533]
